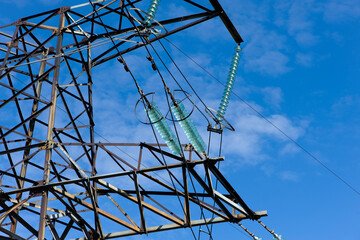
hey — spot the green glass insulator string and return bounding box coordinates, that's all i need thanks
[145,103,182,155]
[216,45,242,122]
[171,100,207,155]
[143,0,161,26]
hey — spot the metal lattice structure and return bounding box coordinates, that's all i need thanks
[0,1,267,239]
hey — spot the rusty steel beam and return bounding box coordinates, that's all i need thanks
[73,211,268,240]
[38,10,65,239]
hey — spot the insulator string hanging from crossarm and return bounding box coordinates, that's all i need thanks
[145,103,183,155]
[117,56,185,156]
[216,45,241,122]
[171,99,207,156]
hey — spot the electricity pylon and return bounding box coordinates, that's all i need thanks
[0,1,266,239]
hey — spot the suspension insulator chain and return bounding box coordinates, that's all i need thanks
[171,100,207,156]
[216,45,242,122]
[145,103,182,155]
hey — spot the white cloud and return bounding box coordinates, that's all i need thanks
[245,50,290,76]
[295,52,313,66]
[331,95,360,117]
[219,100,306,166]
[323,0,360,22]
[294,32,319,47]
[280,143,301,155]
[261,87,283,109]
[280,170,300,181]
[286,0,319,47]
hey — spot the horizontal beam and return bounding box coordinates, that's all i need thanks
[0,142,45,156]
[72,211,268,239]
[97,189,232,198]
[2,158,223,196]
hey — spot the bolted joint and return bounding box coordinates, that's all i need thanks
[59,6,71,14]
[89,230,100,240]
[29,180,45,197]
[13,19,24,26]
[39,140,56,150]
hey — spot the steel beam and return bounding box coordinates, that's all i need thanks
[72,211,267,239]
[38,10,65,239]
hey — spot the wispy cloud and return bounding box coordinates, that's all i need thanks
[286,0,320,47]
[280,170,300,181]
[219,0,360,76]
[245,50,290,76]
[295,52,313,66]
[261,87,284,109]
[219,100,306,166]
[322,0,360,22]
[331,95,360,115]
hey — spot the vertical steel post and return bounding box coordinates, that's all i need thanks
[88,41,101,237]
[182,165,191,226]
[11,50,49,234]
[0,25,19,77]
[38,10,65,239]
[88,41,95,167]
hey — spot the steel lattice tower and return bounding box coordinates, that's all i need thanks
[0,1,267,239]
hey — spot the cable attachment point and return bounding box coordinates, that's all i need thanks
[146,55,158,71]
[207,124,223,134]
[117,57,130,72]
[135,92,160,124]
[205,107,235,132]
[136,28,152,39]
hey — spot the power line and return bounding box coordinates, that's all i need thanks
[164,38,360,197]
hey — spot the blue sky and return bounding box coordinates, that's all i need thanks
[0,0,359,239]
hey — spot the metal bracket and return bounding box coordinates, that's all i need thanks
[39,140,56,150]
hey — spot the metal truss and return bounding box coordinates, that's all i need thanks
[0,0,265,239]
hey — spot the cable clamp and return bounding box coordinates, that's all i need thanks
[117,57,130,72]
[136,28,151,38]
[146,55,158,71]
